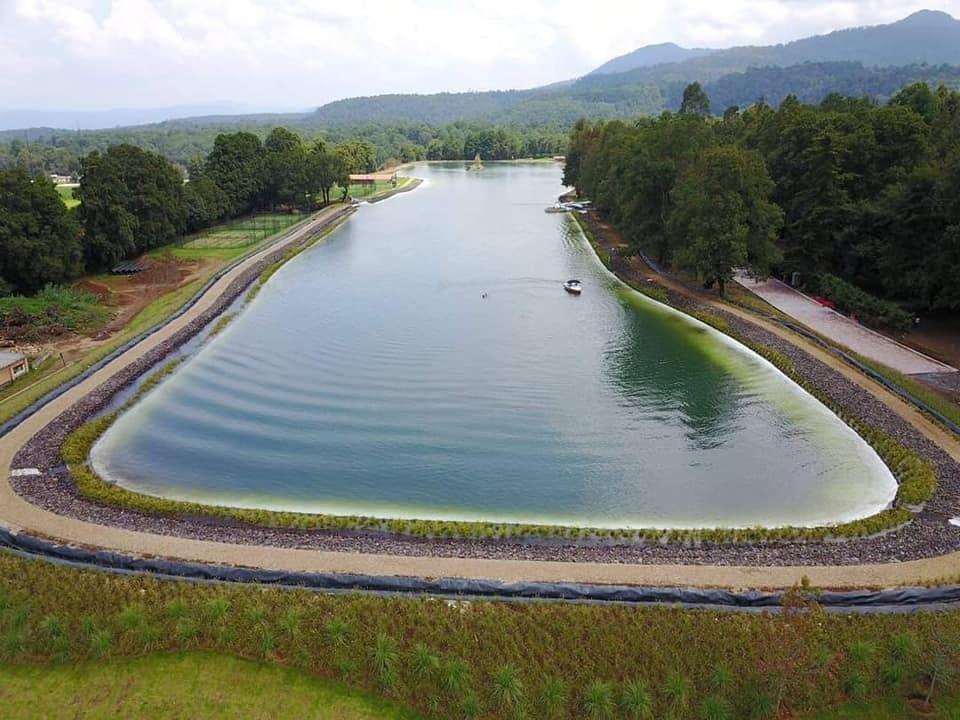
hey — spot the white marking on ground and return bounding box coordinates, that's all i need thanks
[10,468,41,477]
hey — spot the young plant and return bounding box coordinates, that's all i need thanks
[583,680,616,720]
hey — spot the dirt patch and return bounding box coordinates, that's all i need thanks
[13,256,220,365]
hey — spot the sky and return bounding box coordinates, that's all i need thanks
[2,0,960,112]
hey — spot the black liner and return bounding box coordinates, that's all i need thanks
[2,528,959,612]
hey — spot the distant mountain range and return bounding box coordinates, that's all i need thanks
[4,10,960,136]
[0,104,305,133]
[587,43,716,76]
[304,10,960,126]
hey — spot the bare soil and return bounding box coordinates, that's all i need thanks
[50,256,217,364]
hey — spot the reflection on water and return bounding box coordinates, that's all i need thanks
[92,162,897,528]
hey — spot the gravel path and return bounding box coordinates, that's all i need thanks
[3,201,960,590]
[736,275,955,375]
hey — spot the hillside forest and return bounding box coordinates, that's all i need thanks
[565,82,960,323]
[0,129,375,295]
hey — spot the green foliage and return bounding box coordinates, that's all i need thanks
[0,285,111,340]
[571,83,960,312]
[809,274,912,331]
[680,82,711,116]
[540,676,569,718]
[620,679,653,719]
[0,652,423,719]
[491,665,524,712]
[583,680,616,719]
[0,169,83,295]
[77,144,187,270]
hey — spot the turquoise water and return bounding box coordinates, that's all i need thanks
[92,163,897,529]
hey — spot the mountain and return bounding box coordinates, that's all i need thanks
[582,10,960,91]
[0,104,301,132]
[693,61,960,112]
[3,9,960,137]
[588,43,715,75]
[304,10,960,125]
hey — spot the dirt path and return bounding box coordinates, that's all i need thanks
[3,200,960,590]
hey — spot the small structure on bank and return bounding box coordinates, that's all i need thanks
[111,259,149,275]
[469,153,484,171]
[0,351,29,387]
[348,171,398,187]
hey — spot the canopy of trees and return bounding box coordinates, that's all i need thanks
[0,168,82,294]
[1,121,569,176]
[77,144,187,269]
[1,126,393,295]
[567,82,960,310]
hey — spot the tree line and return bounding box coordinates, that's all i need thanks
[0,121,568,177]
[565,81,960,314]
[0,128,375,295]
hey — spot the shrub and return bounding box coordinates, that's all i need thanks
[809,273,912,331]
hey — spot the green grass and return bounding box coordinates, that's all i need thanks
[0,286,111,338]
[0,652,421,720]
[0,208,315,424]
[852,352,960,432]
[55,184,79,209]
[809,696,960,719]
[2,550,960,720]
[156,212,307,262]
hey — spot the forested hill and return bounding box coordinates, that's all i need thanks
[692,62,960,113]
[587,43,715,75]
[307,10,960,125]
[587,10,960,89]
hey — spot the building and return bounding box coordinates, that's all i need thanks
[0,352,29,387]
[348,171,397,186]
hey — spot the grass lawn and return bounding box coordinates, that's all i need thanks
[810,696,960,719]
[177,213,305,253]
[55,184,80,209]
[0,210,314,424]
[0,652,421,720]
[0,286,111,336]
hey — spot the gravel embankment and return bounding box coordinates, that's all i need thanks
[8,206,960,567]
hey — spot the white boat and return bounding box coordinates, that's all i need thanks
[545,203,568,213]
[563,279,582,294]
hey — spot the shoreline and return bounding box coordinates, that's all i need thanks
[2,176,960,589]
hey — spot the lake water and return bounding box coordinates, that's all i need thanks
[92,162,897,529]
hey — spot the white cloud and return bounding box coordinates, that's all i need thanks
[2,0,959,110]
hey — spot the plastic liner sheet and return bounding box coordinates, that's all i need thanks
[2,527,960,612]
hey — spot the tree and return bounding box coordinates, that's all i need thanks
[680,82,711,117]
[182,174,231,232]
[308,141,348,206]
[203,131,265,215]
[890,81,938,121]
[334,140,377,174]
[76,144,186,270]
[0,168,83,294]
[263,127,308,209]
[668,146,783,295]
